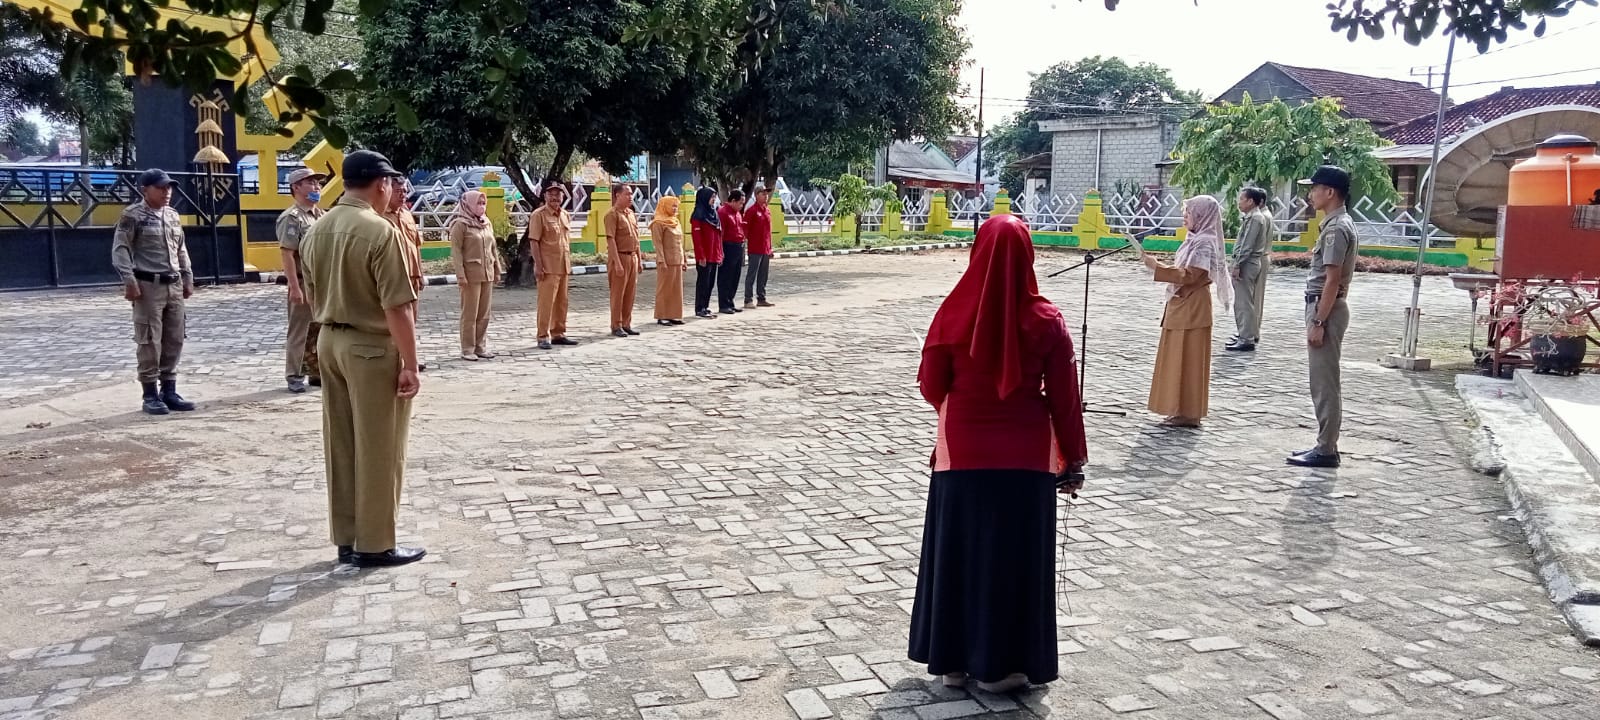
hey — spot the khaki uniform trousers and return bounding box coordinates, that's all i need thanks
[458,281,493,353]
[285,298,319,380]
[1231,260,1268,344]
[132,279,185,383]
[319,327,413,552]
[1306,298,1350,454]
[609,258,639,330]
[536,273,570,340]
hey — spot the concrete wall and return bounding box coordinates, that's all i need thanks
[1042,116,1177,196]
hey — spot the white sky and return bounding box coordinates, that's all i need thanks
[957,0,1600,123]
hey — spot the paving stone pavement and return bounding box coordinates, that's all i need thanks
[2,251,1598,720]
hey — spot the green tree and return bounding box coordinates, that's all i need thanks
[3,116,48,156]
[686,0,968,190]
[348,0,717,197]
[984,56,1200,196]
[0,5,61,126]
[1169,95,1397,207]
[8,0,1586,144]
[811,173,903,247]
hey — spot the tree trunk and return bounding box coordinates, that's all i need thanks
[78,117,89,167]
[498,131,540,288]
[546,141,576,183]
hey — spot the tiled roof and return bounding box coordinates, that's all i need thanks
[1270,62,1443,127]
[1381,83,1600,145]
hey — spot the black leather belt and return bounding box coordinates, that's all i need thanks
[133,270,179,284]
[324,322,355,330]
[1305,293,1347,303]
[617,250,637,255]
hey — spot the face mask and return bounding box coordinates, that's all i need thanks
[307,191,322,202]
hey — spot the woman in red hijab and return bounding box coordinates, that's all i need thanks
[909,213,1088,694]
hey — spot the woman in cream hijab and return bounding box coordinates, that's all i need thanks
[1141,194,1230,427]
[651,194,688,325]
[450,190,502,360]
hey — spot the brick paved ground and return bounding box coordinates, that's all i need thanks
[1,251,1597,720]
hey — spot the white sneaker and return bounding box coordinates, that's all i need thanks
[941,672,967,688]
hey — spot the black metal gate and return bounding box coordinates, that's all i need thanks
[0,166,245,290]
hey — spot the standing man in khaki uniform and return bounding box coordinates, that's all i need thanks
[382,177,428,372]
[605,184,643,337]
[1288,165,1358,469]
[1226,186,1273,352]
[527,179,576,350]
[112,169,197,415]
[300,150,425,568]
[278,168,327,393]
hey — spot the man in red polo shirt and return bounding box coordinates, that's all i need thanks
[743,186,776,309]
[715,189,747,314]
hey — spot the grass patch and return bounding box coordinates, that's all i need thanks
[1272,251,1453,275]
[774,233,960,252]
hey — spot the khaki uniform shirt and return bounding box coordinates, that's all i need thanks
[276,202,325,282]
[383,208,425,293]
[1231,209,1273,270]
[651,223,686,266]
[526,205,571,277]
[112,203,192,284]
[1307,207,1358,296]
[605,207,641,254]
[450,221,502,283]
[301,196,417,335]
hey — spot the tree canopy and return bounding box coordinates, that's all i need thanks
[7,0,1574,147]
[3,116,49,157]
[1169,95,1397,207]
[983,56,1199,196]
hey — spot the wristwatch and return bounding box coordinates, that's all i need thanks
[1311,318,1326,328]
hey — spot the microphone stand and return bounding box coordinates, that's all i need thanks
[1047,232,1151,416]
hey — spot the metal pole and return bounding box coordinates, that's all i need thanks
[974,67,985,233]
[1399,32,1456,361]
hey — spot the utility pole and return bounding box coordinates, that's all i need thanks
[974,66,984,233]
[1409,64,1439,90]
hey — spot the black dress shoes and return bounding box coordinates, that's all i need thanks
[551,337,579,346]
[337,545,353,564]
[352,546,427,568]
[1287,450,1341,468]
[1225,340,1256,352]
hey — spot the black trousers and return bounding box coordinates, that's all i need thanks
[695,262,719,314]
[717,242,745,311]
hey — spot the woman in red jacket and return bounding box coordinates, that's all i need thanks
[909,213,1088,695]
[689,186,723,318]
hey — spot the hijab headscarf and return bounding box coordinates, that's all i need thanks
[924,214,1063,398]
[449,190,489,231]
[652,195,681,230]
[691,186,720,228]
[1171,195,1232,310]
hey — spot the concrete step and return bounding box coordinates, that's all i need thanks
[1516,371,1600,487]
[1457,374,1600,646]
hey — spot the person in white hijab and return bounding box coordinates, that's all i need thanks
[1141,194,1230,427]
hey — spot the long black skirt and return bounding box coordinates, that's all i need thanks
[908,469,1058,685]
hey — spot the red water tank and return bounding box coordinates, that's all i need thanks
[1507,134,1600,206]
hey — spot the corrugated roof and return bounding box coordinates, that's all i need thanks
[1381,83,1600,145]
[1270,62,1443,127]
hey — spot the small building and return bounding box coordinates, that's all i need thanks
[886,140,982,194]
[1376,83,1600,207]
[1213,62,1443,131]
[1037,115,1181,198]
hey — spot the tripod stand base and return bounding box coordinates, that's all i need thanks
[1084,406,1126,416]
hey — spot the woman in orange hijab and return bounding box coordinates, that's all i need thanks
[910,214,1088,694]
[651,195,687,325]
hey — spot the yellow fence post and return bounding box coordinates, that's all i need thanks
[992,188,1011,216]
[837,212,855,238]
[1076,191,1111,250]
[885,207,903,239]
[927,190,951,235]
[585,182,611,255]
[482,171,507,231]
[681,183,696,260]
[768,190,787,242]
[1297,211,1323,248]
